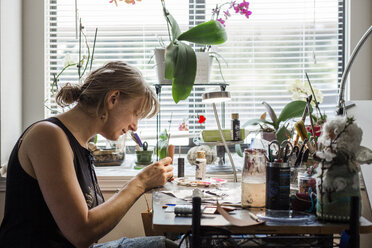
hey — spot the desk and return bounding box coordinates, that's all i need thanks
[152,183,372,247]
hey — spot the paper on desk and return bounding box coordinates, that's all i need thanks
[160,189,241,205]
[217,202,264,226]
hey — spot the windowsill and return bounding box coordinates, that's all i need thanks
[96,154,243,191]
[0,154,244,192]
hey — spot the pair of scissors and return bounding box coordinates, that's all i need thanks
[268,140,294,162]
[293,139,309,167]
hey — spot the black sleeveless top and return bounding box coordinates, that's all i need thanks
[0,117,104,247]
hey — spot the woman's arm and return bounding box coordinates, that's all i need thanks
[20,122,173,248]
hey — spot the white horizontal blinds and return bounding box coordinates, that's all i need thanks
[203,0,344,130]
[46,0,344,141]
[46,0,207,140]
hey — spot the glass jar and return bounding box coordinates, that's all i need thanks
[241,148,267,208]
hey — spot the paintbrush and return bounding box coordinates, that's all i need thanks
[130,132,143,151]
[130,132,143,147]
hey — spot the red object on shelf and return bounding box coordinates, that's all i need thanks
[306,125,322,137]
[198,115,206,124]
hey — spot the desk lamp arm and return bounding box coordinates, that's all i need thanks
[338,25,372,115]
[212,103,238,182]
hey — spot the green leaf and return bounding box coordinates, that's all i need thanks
[275,126,292,143]
[262,101,278,124]
[172,42,196,103]
[165,43,178,79]
[277,100,312,124]
[235,144,243,157]
[178,20,227,45]
[159,129,168,141]
[242,118,273,128]
[167,13,181,42]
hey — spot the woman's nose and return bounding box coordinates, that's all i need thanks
[129,122,138,132]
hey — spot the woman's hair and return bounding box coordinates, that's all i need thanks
[56,61,159,119]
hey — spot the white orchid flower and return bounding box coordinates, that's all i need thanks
[289,79,323,105]
[79,55,87,68]
[63,53,76,67]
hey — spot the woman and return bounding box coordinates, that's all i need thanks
[0,61,175,247]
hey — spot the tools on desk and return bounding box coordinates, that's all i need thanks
[267,140,294,163]
[130,131,144,151]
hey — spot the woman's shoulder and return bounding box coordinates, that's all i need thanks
[21,120,71,151]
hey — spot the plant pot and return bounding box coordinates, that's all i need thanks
[194,52,213,84]
[135,150,153,166]
[154,48,213,85]
[154,48,172,84]
[261,131,276,142]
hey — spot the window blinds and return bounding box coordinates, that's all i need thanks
[46,0,344,144]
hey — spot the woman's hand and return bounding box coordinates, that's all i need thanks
[136,157,173,192]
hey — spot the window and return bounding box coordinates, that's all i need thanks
[46,0,344,147]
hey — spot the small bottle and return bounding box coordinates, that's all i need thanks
[231,113,240,141]
[195,151,207,180]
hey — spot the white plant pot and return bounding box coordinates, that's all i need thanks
[154,48,213,85]
[154,48,172,84]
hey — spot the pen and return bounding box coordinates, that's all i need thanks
[248,211,260,222]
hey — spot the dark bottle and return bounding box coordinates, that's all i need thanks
[231,113,240,141]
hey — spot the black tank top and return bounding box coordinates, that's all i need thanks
[0,117,104,247]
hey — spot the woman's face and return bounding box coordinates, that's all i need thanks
[100,94,143,141]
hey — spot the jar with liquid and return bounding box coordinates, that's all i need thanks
[241,148,267,208]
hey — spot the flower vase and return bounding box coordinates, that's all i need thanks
[316,166,362,222]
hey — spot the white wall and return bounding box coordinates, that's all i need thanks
[348,0,372,101]
[22,0,45,129]
[0,0,23,164]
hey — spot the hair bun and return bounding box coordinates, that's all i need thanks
[56,83,83,107]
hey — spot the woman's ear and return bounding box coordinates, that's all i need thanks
[106,90,121,109]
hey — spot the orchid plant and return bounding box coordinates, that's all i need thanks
[50,21,97,97]
[110,0,252,103]
[288,74,326,125]
[211,0,252,27]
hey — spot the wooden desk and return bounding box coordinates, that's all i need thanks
[152,183,372,235]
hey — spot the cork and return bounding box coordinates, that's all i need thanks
[232,113,239,120]
[197,151,206,159]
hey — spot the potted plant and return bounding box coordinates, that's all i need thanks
[288,76,327,136]
[159,0,228,103]
[160,0,253,103]
[112,0,252,103]
[243,100,310,143]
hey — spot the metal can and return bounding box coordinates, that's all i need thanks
[265,162,290,210]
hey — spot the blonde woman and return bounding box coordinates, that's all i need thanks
[0,62,175,248]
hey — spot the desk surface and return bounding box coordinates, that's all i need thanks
[152,182,372,235]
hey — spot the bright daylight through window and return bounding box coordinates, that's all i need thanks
[46,0,344,148]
